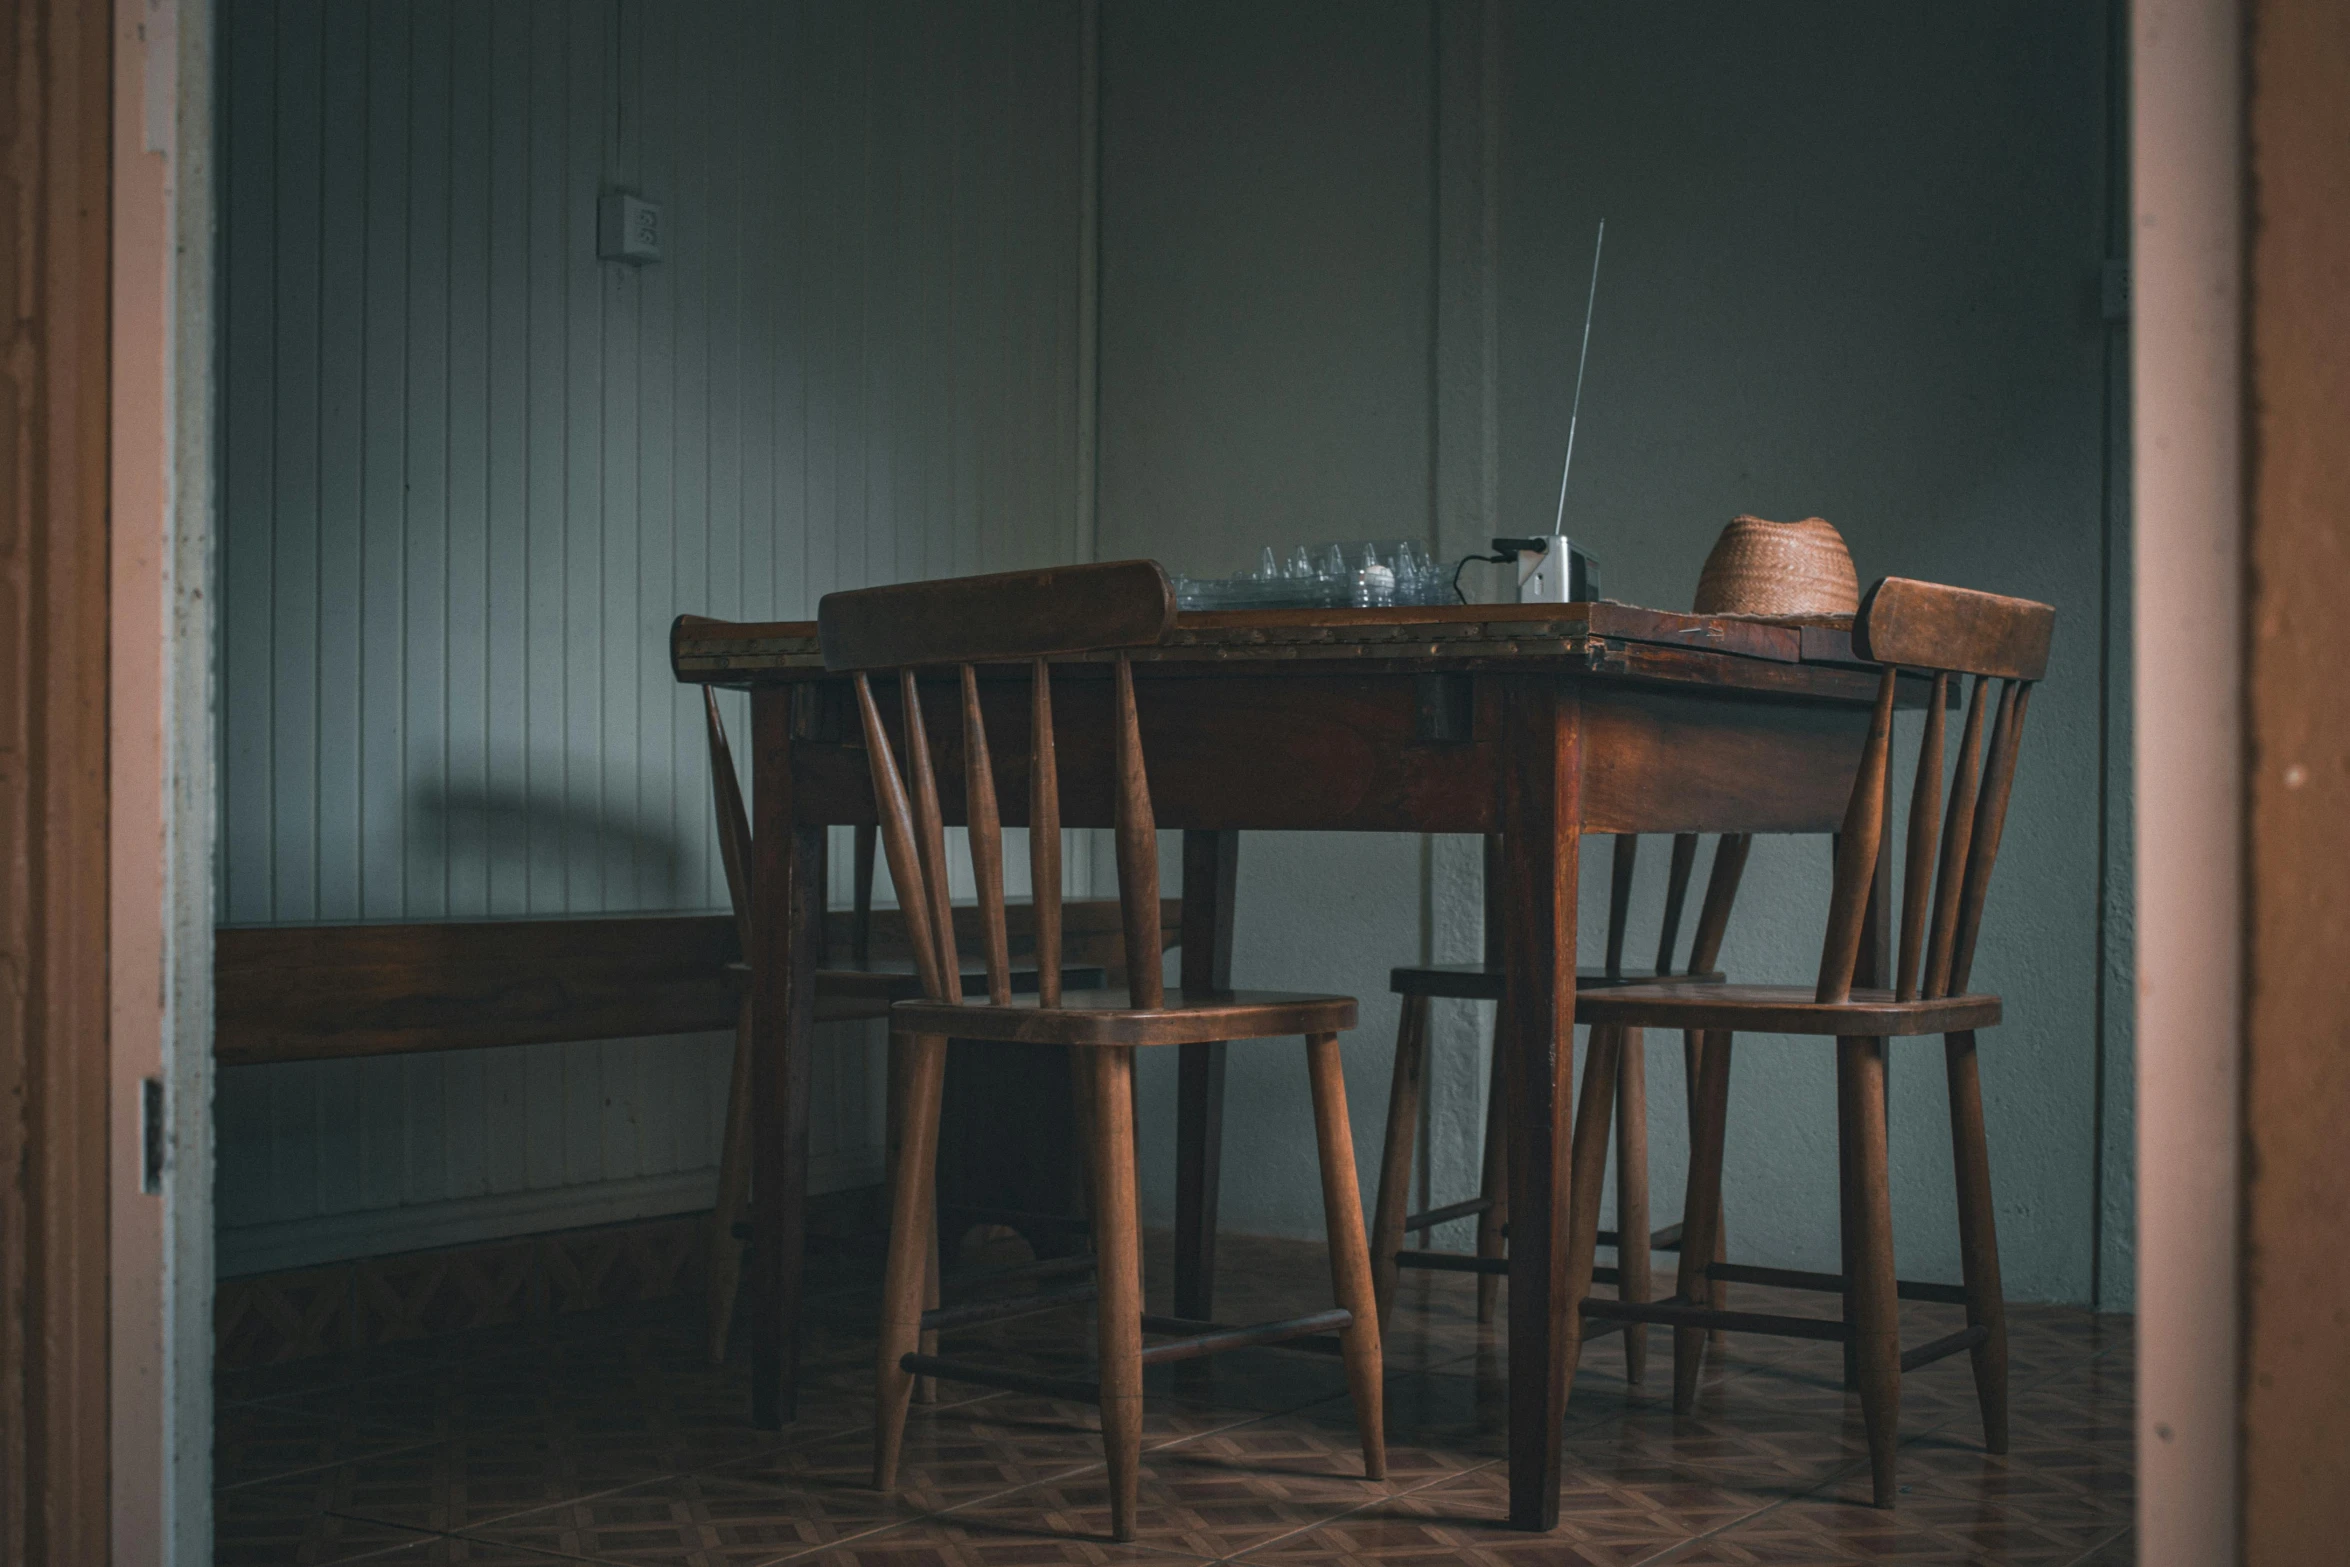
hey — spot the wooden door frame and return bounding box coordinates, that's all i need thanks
[3,1,214,1562]
[2132,0,2244,1562]
[109,0,217,1561]
[2240,0,2350,1560]
[2139,0,2350,1563]
[2,0,116,1559]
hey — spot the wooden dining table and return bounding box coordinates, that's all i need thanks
[671,598,1895,1532]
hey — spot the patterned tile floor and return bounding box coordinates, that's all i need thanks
[216,1233,2134,1565]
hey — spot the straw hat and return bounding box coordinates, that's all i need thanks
[1692,515,1859,618]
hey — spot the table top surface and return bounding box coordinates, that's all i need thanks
[673,601,1870,689]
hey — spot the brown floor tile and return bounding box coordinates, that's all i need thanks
[2067,1526,2133,1566]
[1233,1458,1741,1567]
[1705,1488,2111,1565]
[212,1476,445,1567]
[321,1430,688,1534]
[220,1233,2136,1567]
[215,1394,445,1491]
[677,1397,1161,1553]
[779,1518,1217,1567]
[346,1537,612,1564]
[457,1470,919,1566]
[897,1464,1365,1563]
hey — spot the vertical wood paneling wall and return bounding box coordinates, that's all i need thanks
[214,0,1086,1274]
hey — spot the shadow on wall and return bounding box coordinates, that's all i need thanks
[407,778,712,911]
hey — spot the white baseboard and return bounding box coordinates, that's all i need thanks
[216,1147,884,1278]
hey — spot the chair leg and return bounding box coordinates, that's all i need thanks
[1560,1025,1623,1395]
[873,1032,949,1492]
[1083,1047,1146,1543]
[1838,1034,1901,1507]
[1683,1030,1730,1341]
[1944,1030,2010,1454]
[1674,1031,1734,1414]
[1835,1039,1862,1389]
[1614,1026,1650,1385]
[1370,993,1429,1329]
[916,1207,941,1405]
[1304,1032,1388,1480]
[883,1037,940,1404]
[1475,1002,1510,1324]
[706,994,755,1364]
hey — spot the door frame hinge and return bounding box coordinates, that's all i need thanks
[141,1076,166,1193]
[2101,259,2131,324]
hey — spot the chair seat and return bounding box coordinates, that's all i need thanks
[1389,962,1723,1001]
[889,987,1358,1047]
[1575,981,2001,1037]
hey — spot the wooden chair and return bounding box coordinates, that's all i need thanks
[1369,830,1752,1383]
[818,560,1385,1543]
[1571,576,2053,1508]
[697,691,1104,1364]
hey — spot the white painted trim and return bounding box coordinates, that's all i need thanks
[1421,0,1503,1249]
[1076,0,1102,566]
[2132,0,2242,1561]
[110,1,215,1562]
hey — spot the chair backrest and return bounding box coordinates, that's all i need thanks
[816,560,1179,1010]
[1821,576,2055,1004]
[1484,831,1752,980]
[702,687,758,960]
[1608,831,1755,981]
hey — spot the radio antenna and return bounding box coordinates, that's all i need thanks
[1551,219,1606,534]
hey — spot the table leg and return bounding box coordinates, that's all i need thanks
[1500,678,1580,1532]
[1174,829,1239,1321]
[751,689,821,1428]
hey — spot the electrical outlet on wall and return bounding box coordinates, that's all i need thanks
[598,192,663,265]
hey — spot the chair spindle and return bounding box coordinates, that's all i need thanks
[854,674,949,1002]
[1030,659,1064,1009]
[1816,669,1900,1005]
[1947,682,2032,995]
[702,689,756,956]
[1686,834,1751,977]
[899,671,963,1003]
[1895,673,1949,1001]
[1112,657,1164,1009]
[960,667,1013,1006]
[1606,835,1639,980]
[1923,676,1993,1000]
[1654,833,1700,976]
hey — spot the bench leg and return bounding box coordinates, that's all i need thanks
[706,995,755,1363]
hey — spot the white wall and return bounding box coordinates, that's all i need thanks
[1494,2,2123,1308]
[216,0,2131,1311]
[213,0,1088,1273]
[1096,1,2128,1304]
[1095,0,1449,1242]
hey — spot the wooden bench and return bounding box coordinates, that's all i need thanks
[215,898,1179,1067]
[209,898,1180,1376]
